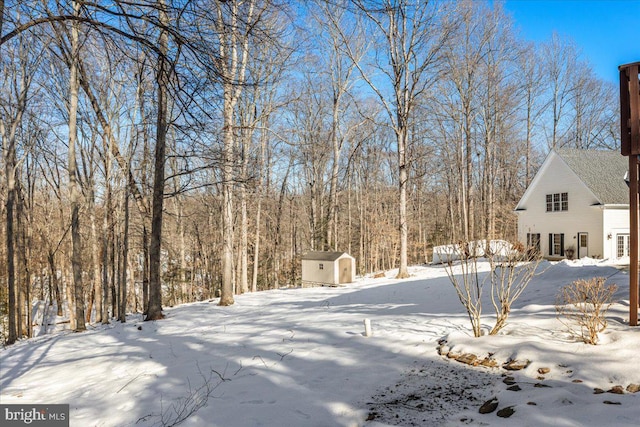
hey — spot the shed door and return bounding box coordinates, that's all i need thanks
[339,258,352,284]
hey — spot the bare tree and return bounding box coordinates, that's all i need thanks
[542,32,579,149]
[147,0,171,320]
[238,32,290,293]
[0,29,39,343]
[347,0,455,278]
[211,0,279,304]
[66,0,86,331]
[475,3,521,241]
[519,42,547,187]
[564,64,618,149]
[439,0,491,241]
[217,0,250,304]
[310,0,363,251]
[290,66,330,251]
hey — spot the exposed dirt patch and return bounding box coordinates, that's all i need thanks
[363,358,497,426]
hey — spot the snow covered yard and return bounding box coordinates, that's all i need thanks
[2,259,640,426]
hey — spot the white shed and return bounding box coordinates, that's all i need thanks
[301,251,356,286]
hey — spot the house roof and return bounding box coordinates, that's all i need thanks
[301,251,352,261]
[555,149,628,205]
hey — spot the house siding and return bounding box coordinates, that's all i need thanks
[603,207,630,260]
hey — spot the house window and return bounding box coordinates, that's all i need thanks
[579,234,588,249]
[617,234,630,258]
[549,233,564,256]
[527,233,541,254]
[546,193,568,212]
[319,263,324,270]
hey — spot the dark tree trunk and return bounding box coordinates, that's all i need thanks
[146,0,169,321]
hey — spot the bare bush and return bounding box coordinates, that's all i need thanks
[486,241,541,335]
[555,277,618,345]
[443,240,541,337]
[137,364,226,427]
[443,241,486,337]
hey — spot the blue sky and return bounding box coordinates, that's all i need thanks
[503,0,640,83]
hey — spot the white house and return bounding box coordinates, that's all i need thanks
[301,251,356,286]
[515,149,629,262]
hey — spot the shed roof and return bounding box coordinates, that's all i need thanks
[301,251,352,261]
[555,149,628,205]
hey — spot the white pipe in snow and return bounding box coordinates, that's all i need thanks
[364,318,372,337]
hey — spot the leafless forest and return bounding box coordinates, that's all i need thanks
[0,0,619,343]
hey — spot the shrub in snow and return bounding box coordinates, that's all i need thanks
[486,241,541,335]
[555,277,617,345]
[443,242,485,337]
[443,240,540,337]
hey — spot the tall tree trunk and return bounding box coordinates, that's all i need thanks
[3,130,18,343]
[465,117,474,241]
[100,226,109,323]
[220,88,236,304]
[68,0,86,331]
[216,0,256,304]
[347,168,352,256]
[101,157,112,323]
[47,252,63,317]
[1,30,32,343]
[146,0,169,321]
[16,191,30,337]
[525,101,532,187]
[239,178,249,294]
[273,156,293,289]
[251,130,268,293]
[119,184,129,322]
[238,125,251,295]
[90,191,102,323]
[396,122,409,279]
[327,99,341,251]
[86,286,94,323]
[110,225,117,318]
[142,225,149,315]
[252,197,261,293]
[177,195,187,302]
[5,178,17,344]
